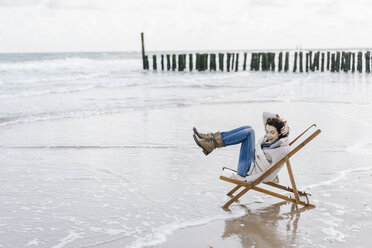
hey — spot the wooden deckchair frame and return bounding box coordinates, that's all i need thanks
[220,124,321,209]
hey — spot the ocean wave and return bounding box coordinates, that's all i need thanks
[0,85,97,99]
[128,206,246,248]
[346,142,372,155]
[0,80,154,99]
[7,71,110,85]
[0,145,178,150]
[0,102,184,126]
[305,166,372,189]
[50,230,83,248]
[0,109,123,126]
[0,56,138,72]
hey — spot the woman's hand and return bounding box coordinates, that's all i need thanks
[281,121,289,136]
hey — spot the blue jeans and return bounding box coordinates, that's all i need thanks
[221,126,255,177]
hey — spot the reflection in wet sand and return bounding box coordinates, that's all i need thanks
[222,201,311,247]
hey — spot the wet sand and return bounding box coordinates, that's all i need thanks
[155,101,372,248]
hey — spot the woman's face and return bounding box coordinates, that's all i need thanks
[265,124,279,143]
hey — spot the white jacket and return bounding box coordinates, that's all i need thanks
[246,112,290,183]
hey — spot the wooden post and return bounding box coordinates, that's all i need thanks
[261,53,266,71]
[195,53,199,71]
[293,52,298,72]
[178,54,182,71]
[299,52,303,72]
[152,55,157,70]
[141,32,146,70]
[227,53,231,72]
[357,51,362,73]
[331,53,335,72]
[231,54,235,71]
[201,53,205,71]
[219,53,224,71]
[309,51,313,71]
[327,51,330,71]
[250,53,255,71]
[344,52,350,72]
[203,53,208,71]
[342,52,346,72]
[180,54,186,71]
[284,52,289,72]
[306,53,309,72]
[253,53,261,71]
[199,54,203,71]
[210,54,216,71]
[256,53,261,71]
[336,52,340,72]
[278,52,283,72]
[172,54,176,71]
[183,54,186,71]
[346,52,351,72]
[166,54,171,71]
[214,53,218,71]
[315,51,320,70]
[270,53,275,71]
[145,55,149,70]
[253,53,257,71]
[365,51,371,73]
[349,52,352,72]
[262,53,268,71]
[161,55,164,71]
[352,53,355,72]
[265,53,270,71]
[235,53,239,72]
[321,53,324,72]
[243,53,247,71]
[198,54,202,71]
[189,54,193,71]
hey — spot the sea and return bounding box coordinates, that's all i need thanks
[1,51,372,247]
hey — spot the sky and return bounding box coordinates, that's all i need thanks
[0,0,372,53]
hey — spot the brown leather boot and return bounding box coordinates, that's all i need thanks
[193,127,219,140]
[193,132,225,155]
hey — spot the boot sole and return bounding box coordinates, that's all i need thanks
[193,134,210,156]
[193,127,202,139]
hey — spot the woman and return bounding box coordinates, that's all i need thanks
[193,112,290,182]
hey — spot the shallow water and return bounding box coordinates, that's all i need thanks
[0,52,372,247]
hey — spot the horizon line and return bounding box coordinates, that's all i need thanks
[1,47,372,55]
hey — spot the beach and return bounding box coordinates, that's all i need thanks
[1,52,372,247]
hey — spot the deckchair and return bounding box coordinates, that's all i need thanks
[220,124,321,209]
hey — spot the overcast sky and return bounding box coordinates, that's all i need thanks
[0,0,372,53]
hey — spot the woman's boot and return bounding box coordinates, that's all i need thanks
[193,132,225,155]
[193,127,219,140]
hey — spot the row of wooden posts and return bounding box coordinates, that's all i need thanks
[142,51,372,73]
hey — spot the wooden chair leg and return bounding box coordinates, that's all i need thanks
[263,182,309,197]
[227,185,241,196]
[285,158,300,206]
[252,186,315,208]
[222,186,251,209]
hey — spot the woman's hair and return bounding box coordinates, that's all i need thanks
[266,117,289,138]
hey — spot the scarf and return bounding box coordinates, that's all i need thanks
[261,138,283,150]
